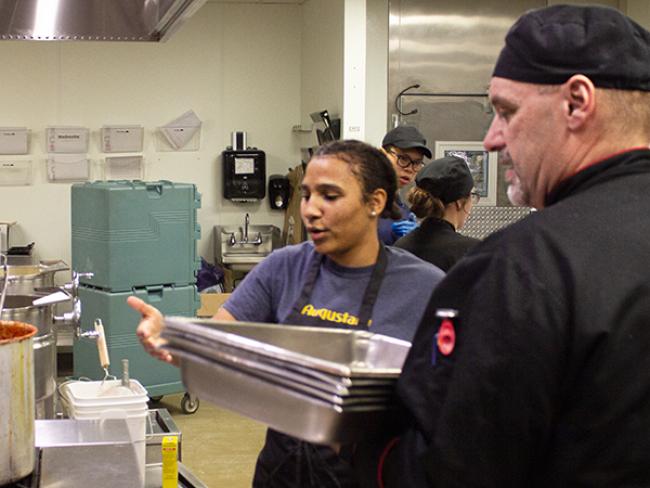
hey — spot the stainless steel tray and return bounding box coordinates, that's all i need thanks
[166,346,392,408]
[175,349,395,444]
[163,331,397,396]
[164,327,395,388]
[163,317,411,377]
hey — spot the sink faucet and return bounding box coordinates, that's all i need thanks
[226,213,263,247]
[237,213,262,245]
[244,213,250,242]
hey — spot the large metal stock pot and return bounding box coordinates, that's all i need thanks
[0,321,37,485]
[0,260,68,296]
[0,295,57,419]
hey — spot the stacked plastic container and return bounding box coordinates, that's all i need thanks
[71,181,201,408]
[60,379,149,486]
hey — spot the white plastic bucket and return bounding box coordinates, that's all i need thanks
[62,379,148,407]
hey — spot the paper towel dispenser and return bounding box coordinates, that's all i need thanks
[223,149,266,202]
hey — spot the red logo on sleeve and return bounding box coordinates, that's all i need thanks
[437,318,456,356]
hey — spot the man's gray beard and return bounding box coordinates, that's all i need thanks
[506,173,531,207]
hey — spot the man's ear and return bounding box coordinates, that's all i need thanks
[563,75,596,130]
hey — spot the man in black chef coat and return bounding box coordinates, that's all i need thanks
[366,5,650,487]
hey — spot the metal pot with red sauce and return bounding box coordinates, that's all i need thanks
[0,320,38,485]
[0,320,37,341]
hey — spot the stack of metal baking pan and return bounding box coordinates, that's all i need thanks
[160,317,411,444]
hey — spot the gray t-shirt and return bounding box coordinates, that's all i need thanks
[223,241,445,342]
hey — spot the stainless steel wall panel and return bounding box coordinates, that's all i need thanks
[389,0,544,102]
[388,0,545,208]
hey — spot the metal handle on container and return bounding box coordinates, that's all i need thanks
[56,299,83,331]
[61,271,93,296]
[94,319,110,369]
[53,271,94,330]
[121,359,130,388]
[38,259,69,273]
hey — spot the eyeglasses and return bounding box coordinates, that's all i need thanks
[470,191,481,204]
[387,150,425,170]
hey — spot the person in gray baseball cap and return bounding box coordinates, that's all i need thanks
[378,125,432,244]
[358,5,650,487]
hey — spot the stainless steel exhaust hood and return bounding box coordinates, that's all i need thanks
[0,0,208,41]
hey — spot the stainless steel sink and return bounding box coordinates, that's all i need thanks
[214,222,282,272]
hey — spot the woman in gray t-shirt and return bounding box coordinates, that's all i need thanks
[129,140,444,488]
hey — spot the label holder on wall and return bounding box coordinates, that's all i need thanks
[46,126,89,154]
[155,126,201,152]
[103,155,144,180]
[101,125,144,153]
[0,160,32,185]
[0,128,29,155]
[47,154,90,182]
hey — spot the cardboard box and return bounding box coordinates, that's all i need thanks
[197,293,231,317]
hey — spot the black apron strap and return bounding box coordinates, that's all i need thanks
[356,245,388,328]
[286,251,325,323]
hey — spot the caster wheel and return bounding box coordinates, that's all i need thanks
[181,393,199,414]
[149,395,163,403]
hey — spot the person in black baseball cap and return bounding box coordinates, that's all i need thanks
[378,126,432,244]
[362,5,650,488]
[382,126,433,160]
[394,156,480,271]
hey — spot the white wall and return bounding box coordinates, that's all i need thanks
[343,0,368,140]
[365,0,389,146]
[0,3,302,268]
[625,0,650,30]
[299,0,344,145]
[299,0,388,146]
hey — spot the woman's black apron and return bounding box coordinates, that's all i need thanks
[252,246,388,488]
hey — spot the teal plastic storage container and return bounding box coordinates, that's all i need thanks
[73,284,200,397]
[71,180,201,292]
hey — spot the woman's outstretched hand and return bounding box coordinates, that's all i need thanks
[127,296,177,366]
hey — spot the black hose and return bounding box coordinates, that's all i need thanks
[395,84,421,116]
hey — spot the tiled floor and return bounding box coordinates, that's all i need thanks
[155,393,266,487]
